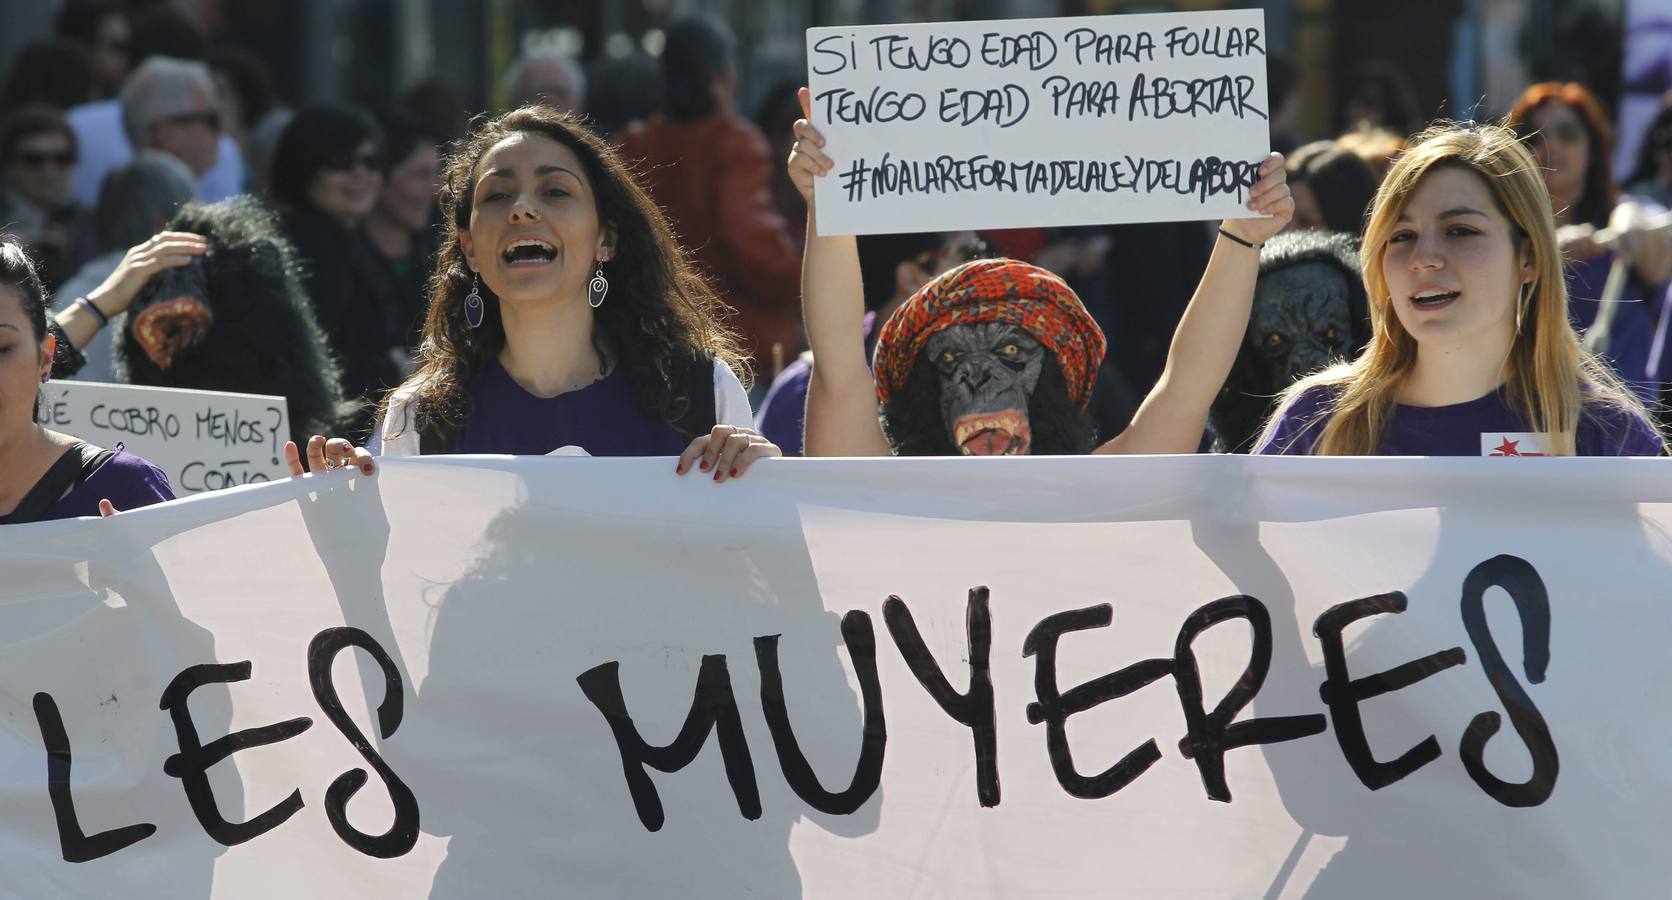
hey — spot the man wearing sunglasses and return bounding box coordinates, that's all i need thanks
[119,57,221,180]
[0,105,88,288]
[70,55,245,208]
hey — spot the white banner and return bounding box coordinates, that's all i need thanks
[38,381,291,493]
[806,10,1271,235]
[3,456,1672,897]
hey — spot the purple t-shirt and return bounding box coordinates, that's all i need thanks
[1255,385,1665,457]
[1567,251,1658,401]
[757,312,881,457]
[1,444,175,524]
[455,358,690,456]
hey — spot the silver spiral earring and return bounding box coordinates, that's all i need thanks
[465,274,484,329]
[588,263,609,309]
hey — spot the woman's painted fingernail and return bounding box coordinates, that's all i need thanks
[675,462,685,474]
[730,468,739,478]
[699,459,711,471]
[713,469,722,482]
[361,465,374,475]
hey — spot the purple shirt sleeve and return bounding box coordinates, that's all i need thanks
[45,445,175,521]
[756,358,811,457]
[1577,403,1667,457]
[1253,386,1330,455]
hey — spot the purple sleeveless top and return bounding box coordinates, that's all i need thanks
[2,443,175,524]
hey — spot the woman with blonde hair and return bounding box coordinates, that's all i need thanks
[1257,121,1663,456]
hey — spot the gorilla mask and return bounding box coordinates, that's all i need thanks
[874,258,1106,457]
[1208,229,1371,453]
[926,323,1044,455]
[1249,261,1355,384]
[129,255,214,371]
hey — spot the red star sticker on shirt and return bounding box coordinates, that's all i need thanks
[1492,437,1521,456]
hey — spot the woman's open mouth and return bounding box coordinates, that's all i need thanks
[502,239,557,268]
[1410,289,1460,311]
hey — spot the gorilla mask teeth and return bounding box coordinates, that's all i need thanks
[954,410,1032,456]
[134,295,214,370]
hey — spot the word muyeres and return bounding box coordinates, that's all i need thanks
[579,553,1556,831]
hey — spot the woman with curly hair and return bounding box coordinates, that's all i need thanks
[372,106,778,479]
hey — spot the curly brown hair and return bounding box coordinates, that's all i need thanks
[381,105,745,444]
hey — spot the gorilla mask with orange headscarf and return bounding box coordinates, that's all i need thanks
[872,258,1106,456]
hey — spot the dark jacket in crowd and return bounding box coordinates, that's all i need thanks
[617,112,803,366]
[282,206,405,402]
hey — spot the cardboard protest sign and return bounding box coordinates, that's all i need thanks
[4,456,1672,896]
[39,380,290,493]
[806,9,1271,235]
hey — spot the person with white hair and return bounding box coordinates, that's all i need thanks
[503,48,586,114]
[119,57,220,177]
[68,59,244,206]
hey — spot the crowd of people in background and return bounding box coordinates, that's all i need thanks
[3,1,1671,526]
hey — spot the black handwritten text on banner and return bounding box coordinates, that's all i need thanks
[806,10,1270,235]
[1,457,1667,896]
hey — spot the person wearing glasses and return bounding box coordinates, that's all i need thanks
[119,57,222,182]
[0,105,88,290]
[271,105,406,412]
[1507,83,1672,401]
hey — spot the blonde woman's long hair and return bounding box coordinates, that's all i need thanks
[1258,120,1657,456]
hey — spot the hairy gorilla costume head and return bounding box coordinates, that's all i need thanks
[1208,229,1370,452]
[873,259,1106,455]
[118,197,350,446]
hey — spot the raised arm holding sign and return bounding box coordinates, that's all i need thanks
[791,79,1290,457]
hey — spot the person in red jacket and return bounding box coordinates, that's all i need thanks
[617,17,802,376]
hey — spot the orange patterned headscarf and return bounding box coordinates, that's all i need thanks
[873,258,1106,409]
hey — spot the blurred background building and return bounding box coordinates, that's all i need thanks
[0,0,1631,139]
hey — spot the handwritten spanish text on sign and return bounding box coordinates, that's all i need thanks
[40,380,290,494]
[807,10,1270,235]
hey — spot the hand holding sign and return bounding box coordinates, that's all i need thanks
[1219,153,1293,245]
[788,87,832,207]
[806,9,1274,235]
[793,85,1290,239]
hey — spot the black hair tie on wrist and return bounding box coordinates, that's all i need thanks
[77,296,110,327]
[1217,227,1262,251]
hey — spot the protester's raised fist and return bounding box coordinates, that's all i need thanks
[787,86,833,205]
[1218,153,1293,247]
